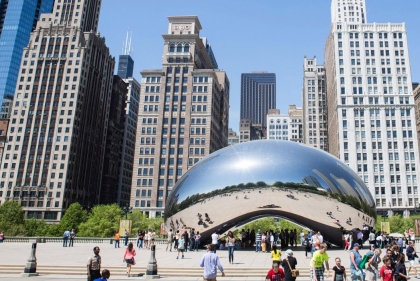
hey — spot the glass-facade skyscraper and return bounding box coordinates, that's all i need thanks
[240,72,276,128]
[0,0,54,106]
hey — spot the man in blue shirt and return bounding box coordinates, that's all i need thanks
[63,230,70,247]
[199,244,225,281]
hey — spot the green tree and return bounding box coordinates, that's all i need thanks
[130,210,163,236]
[0,201,25,235]
[24,219,48,237]
[59,202,88,233]
[77,204,122,237]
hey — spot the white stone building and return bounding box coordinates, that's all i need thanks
[325,0,420,216]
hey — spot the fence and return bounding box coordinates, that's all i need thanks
[2,237,168,244]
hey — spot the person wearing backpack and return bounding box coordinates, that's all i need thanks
[349,243,363,281]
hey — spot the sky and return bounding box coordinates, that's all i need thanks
[98,0,420,133]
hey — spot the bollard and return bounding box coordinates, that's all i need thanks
[21,243,38,277]
[144,245,159,279]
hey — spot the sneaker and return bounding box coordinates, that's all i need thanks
[176,256,178,259]
[182,255,184,259]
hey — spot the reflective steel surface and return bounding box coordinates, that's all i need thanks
[164,140,376,245]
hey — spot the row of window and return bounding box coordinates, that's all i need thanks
[343,119,412,128]
[337,32,403,40]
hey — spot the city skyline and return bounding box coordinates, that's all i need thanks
[98,0,420,132]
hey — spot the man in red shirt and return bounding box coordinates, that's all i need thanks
[380,257,395,281]
[266,263,285,281]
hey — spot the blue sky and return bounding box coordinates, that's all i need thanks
[98,0,420,132]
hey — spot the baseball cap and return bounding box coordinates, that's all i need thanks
[353,243,360,247]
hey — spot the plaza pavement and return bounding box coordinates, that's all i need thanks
[0,241,401,280]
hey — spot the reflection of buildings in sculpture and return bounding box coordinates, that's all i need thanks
[329,173,361,199]
[302,176,322,188]
[335,161,375,206]
[312,169,340,194]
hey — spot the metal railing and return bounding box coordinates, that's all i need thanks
[2,237,168,244]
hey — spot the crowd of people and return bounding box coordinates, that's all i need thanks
[79,225,420,281]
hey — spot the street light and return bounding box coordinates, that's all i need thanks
[121,204,133,219]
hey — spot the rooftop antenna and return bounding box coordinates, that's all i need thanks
[122,29,133,56]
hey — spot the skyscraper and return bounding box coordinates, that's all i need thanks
[240,72,276,128]
[0,0,54,108]
[302,57,328,151]
[325,0,420,217]
[131,16,229,217]
[117,32,134,79]
[0,0,115,220]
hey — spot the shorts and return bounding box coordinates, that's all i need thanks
[125,258,134,265]
[178,248,184,252]
[409,259,415,267]
[310,267,324,281]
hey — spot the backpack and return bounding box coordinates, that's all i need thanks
[359,253,373,269]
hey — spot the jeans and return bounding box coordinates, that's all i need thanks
[255,241,261,252]
[311,244,315,255]
[62,237,68,247]
[124,236,129,246]
[189,238,195,251]
[114,240,120,248]
[69,238,74,247]
[228,246,234,263]
[138,240,143,248]
[194,240,200,251]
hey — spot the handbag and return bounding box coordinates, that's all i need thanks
[286,257,299,278]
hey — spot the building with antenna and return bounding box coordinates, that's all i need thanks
[118,31,134,79]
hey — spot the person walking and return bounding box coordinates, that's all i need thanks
[271,244,282,267]
[365,248,381,281]
[63,229,70,247]
[114,232,120,248]
[176,235,185,259]
[194,231,201,251]
[69,229,75,247]
[300,231,305,246]
[0,232,4,243]
[166,229,173,252]
[349,243,363,281]
[87,246,101,281]
[406,241,420,278]
[226,231,235,264]
[123,242,136,277]
[199,244,225,281]
[310,243,330,281]
[124,229,129,246]
[270,232,275,251]
[380,257,394,281]
[93,269,110,281]
[332,258,346,281]
[395,254,409,281]
[281,249,297,281]
[304,235,312,259]
[211,231,219,254]
[265,262,285,281]
[256,229,262,252]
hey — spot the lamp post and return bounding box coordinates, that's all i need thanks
[121,204,133,219]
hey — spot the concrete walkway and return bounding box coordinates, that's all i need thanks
[0,241,401,281]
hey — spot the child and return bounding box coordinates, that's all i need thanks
[332,257,346,281]
[177,235,185,259]
[94,269,110,281]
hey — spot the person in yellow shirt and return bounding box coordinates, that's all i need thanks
[271,244,282,266]
[310,243,330,281]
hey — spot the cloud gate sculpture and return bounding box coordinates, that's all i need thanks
[164,140,376,246]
